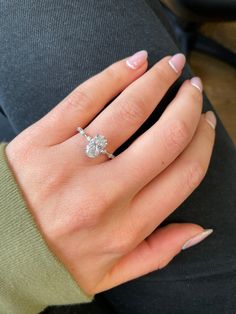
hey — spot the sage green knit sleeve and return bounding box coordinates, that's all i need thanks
[0,143,94,314]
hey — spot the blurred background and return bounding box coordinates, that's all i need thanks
[190,22,236,144]
[160,0,236,144]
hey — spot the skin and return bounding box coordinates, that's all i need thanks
[5,55,215,296]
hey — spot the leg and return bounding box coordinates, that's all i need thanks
[0,0,184,133]
[1,1,235,313]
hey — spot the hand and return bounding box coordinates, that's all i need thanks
[6,51,216,296]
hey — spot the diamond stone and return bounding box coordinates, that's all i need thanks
[86,134,108,158]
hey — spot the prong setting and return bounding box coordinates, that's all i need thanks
[77,127,115,159]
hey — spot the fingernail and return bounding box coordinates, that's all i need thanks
[191,77,203,92]
[168,53,186,73]
[182,229,213,250]
[205,111,217,129]
[126,50,148,70]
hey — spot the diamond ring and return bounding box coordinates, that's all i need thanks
[77,127,115,159]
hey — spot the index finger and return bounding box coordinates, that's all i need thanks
[27,50,148,146]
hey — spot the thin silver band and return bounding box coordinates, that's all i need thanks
[77,127,115,159]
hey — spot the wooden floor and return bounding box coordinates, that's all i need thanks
[189,22,236,144]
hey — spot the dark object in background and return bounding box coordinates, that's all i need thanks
[0,112,15,142]
[160,0,236,67]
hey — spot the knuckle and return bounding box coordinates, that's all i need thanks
[111,232,134,255]
[153,65,172,90]
[40,169,65,199]
[63,88,92,113]
[77,204,101,229]
[117,94,147,125]
[77,194,110,228]
[49,193,110,240]
[161,120,189,154]
[105,64,122,83]
[186,161,206,191]
[144,237,170,270]
[6,140,33,167]
[105,219,136,255]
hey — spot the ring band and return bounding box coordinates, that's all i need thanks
[77,127,115,159]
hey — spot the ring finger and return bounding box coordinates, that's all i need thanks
[65,54,186,162]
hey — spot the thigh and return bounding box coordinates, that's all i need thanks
[0,0,178,133]
[0,0,185,133]
[1,1,235,313]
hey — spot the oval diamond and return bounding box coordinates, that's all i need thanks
[86,134,108,158]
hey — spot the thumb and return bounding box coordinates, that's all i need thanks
[99,223,213,292]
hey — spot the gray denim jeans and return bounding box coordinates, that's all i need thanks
[0,1,235,313]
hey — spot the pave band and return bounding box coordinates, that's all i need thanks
[77,127,115,159]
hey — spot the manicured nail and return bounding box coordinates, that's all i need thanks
[191,77,203,92]
[182,229,213,250]
[126,50,148,70]
[205,111,217,129]
[168,53,186,73]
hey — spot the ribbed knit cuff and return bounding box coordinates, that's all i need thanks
[0,143,93,314]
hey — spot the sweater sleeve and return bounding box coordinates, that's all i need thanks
[0,143,94,314]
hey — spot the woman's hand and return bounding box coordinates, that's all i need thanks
[5,51,216,296]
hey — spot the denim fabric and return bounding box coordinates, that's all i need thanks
[0,1,235,313]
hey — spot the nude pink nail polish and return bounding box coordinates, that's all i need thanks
[126,50,148,70]
[205,111,217,129]
[191,77,203,92]
[182,229,213,250]
[168,53,186,73]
